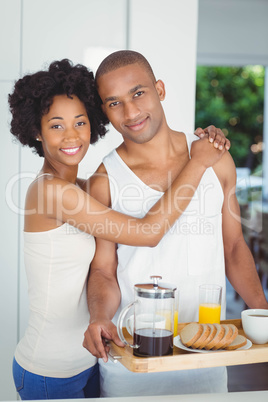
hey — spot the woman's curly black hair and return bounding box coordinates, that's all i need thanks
[8,59,109,157]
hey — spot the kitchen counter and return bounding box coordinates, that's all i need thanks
[14,390,268,402]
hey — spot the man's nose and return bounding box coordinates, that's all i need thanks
[123,101,140,121]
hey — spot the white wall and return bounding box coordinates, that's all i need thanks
[197,0,268,66]
[0,1,22,400]
[0,0,198,400]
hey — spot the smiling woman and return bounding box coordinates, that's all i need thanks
[36,95,92,169]
[8,59,109,400]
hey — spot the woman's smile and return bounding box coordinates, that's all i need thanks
[60,146,82,155]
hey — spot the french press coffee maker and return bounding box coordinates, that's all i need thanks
[117,276,177,357]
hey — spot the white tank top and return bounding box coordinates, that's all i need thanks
[15,223,96,377]
[103,132,226,324]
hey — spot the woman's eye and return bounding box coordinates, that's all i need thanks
[76,121,86,127]
[51,124,62,129]
[109,101,119,108]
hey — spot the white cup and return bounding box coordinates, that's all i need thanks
[241,309,268,344]
[126,313,166,336]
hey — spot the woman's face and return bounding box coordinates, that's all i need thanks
[38,94,91,168]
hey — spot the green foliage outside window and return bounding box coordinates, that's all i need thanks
[195,66,264,171]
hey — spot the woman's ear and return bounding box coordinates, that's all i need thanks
[36,135,42,142]
[155,79,166,101]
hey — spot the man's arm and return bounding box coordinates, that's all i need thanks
[82,165,124,362]
[83,237,124,361]
[215,153,268,308]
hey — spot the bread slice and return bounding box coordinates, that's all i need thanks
[180,323,203,347]
[204,323,225,350]
[179,322,243,351]
[225,334,247,350]
[228,323,239,339]
[212,324,233,350]
[191,324,211,349]
[197,323,217,349]
[222,323,239,348]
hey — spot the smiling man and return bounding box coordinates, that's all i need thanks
[83,50,268,397]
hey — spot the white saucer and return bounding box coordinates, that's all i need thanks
[173,335,252,353]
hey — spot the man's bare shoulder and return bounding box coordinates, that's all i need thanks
[213,151,237,190]
[170,130,190,155]
[172,130,186,137]
[170,129,186,141]
[82,163,111,206]
[214,150,236,173]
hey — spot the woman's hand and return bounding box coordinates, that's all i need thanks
[195,125,230,151]
[190,136,226,169]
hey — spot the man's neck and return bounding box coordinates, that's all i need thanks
[115,129,190,191]
[117,128,186,165]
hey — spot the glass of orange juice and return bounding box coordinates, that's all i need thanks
[173,290,179,337]
[199,284,222,324]
[159,290,179,337]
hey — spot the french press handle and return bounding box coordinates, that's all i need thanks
[117,301,139,349]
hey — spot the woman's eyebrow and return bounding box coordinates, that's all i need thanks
[47,114,85,122]
[48,116,63,122]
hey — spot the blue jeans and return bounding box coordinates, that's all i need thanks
[13,358,100,400]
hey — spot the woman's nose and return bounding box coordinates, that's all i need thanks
[65,126,79,140]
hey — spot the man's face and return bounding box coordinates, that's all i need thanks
[97,63,166,145]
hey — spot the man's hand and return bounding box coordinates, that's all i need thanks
[195,125,230,151]
[83,320,125,363]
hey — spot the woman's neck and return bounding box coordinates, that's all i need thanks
[40,160,78,184]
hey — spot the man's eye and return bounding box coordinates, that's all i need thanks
[134,91,144,97]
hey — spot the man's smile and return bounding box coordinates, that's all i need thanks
[125,117,149,131]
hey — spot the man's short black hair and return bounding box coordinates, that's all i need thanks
[95,50,156,87]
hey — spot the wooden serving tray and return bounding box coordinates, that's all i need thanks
[108,319,268,373]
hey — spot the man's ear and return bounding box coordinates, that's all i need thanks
[155,79,166,101]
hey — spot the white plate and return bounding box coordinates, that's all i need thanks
[173,335,252,353]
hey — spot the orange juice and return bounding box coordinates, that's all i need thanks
[199,303,221,324]
[156,309,177,337]
[173,310,179,337]
[156,310,172,329]
[156,309,179,336]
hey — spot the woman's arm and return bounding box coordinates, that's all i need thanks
[40,137,225,246]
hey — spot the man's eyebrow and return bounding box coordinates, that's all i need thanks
[129,84,146,94]
[103,96,118,104]
[103,85,147,104]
